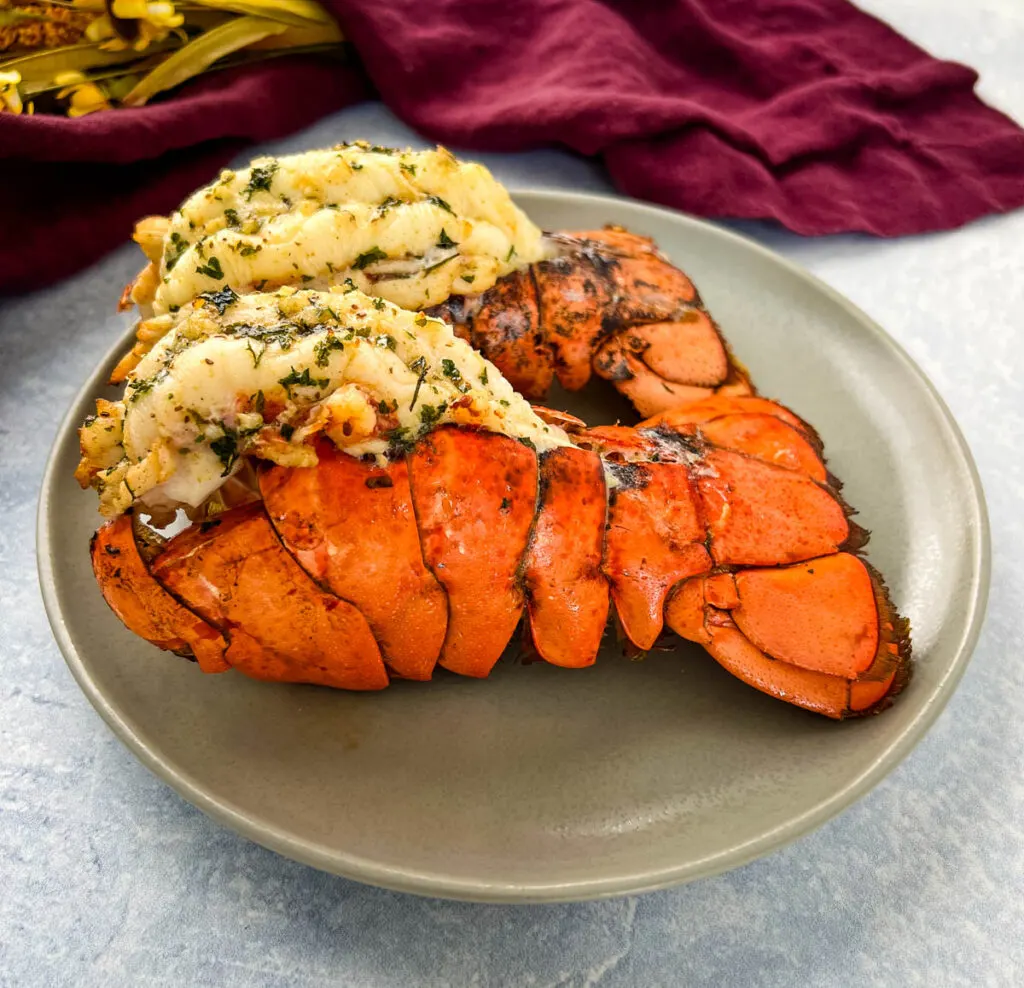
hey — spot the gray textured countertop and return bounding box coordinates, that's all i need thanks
[2,1,1023,984]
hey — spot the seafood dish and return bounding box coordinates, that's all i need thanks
[79,143,910,719]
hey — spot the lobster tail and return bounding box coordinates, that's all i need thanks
[91,392,910,718]
[429,227,753,416]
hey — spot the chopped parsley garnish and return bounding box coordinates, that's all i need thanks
[517,436,537,451]
[343,278,357,292]
[375,195,403,217]
[224,208,241,228]
[462,274,475,284]
[377,399,397,414]
[423,254,456,274]
[353,247,387,270]
[301,274,314,283]
[278,366,329,395]
[350,162,363,171]
[195,256,224,280]
[408,355,429,410]
[385,426,417,456]
[440,357,471,392]
[479,368,489,385]
[505,245,516,263]
[243,162,278,200]
[209,434,238,475]
[400,161,416,176]
[252,390,265,415]
[313,335,344,366]
[165,232,188,271]
[368,145,396,155]
[437,228,457,249]
[127,375,157,403]
[197,286,238,315]
[279,423,295,440]
[372,297,386,311]
[246,340,266,368]
[375,334,397,350]
[419,403,447,428]
[427,195,454,214]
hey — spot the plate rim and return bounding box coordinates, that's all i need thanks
[37,188,991,903]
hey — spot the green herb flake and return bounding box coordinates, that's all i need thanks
[195,256,224,280]
[385,426,416,456]
[427,195,454,214]
[252,390,265,415]
[224,208,241,228]
[243,162,278,200]
[279,423,295,441]
[517,436,537,451]
[210,433,238,476]
[239,244,261,257]
[375,195,404,218]
[375,334,397,350]
[505,245,517,263]
[165,232,189,271]
[419,403,447,429]
[400,161,416,177]
[408,355,429,410]
[278,366,330,396]
[437,228,457,249]
[313,335,344,367]
[424,254,456,275]
[372,297,386,311]
[479,368,489,385]
[353,247,388,270]
[197,285,238,315]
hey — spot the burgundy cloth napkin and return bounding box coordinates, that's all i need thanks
[2,0,1023,295]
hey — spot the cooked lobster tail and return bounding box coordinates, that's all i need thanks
[91,395,911,719]
[428,228,754,418]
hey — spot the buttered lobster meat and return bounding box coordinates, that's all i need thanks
[91,395,909,719]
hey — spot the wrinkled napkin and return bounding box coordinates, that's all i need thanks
[2,0,1023,294]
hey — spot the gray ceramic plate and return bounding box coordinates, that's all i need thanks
[38,191,989,903]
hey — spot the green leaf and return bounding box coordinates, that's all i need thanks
[186,0,334,27]
[1,40,180,87]
[122,16,288,107]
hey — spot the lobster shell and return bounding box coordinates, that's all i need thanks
[91,397,910,719]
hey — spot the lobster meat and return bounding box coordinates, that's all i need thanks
[90,392,909,719]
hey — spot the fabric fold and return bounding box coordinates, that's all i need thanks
[1,0,1022,294]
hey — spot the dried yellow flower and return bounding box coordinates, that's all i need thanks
[0,67,23,113]
[55,68,111,116]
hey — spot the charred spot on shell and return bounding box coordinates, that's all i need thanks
[592,348,633,381]
[640,424,705,460]
[606,461,650,491]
